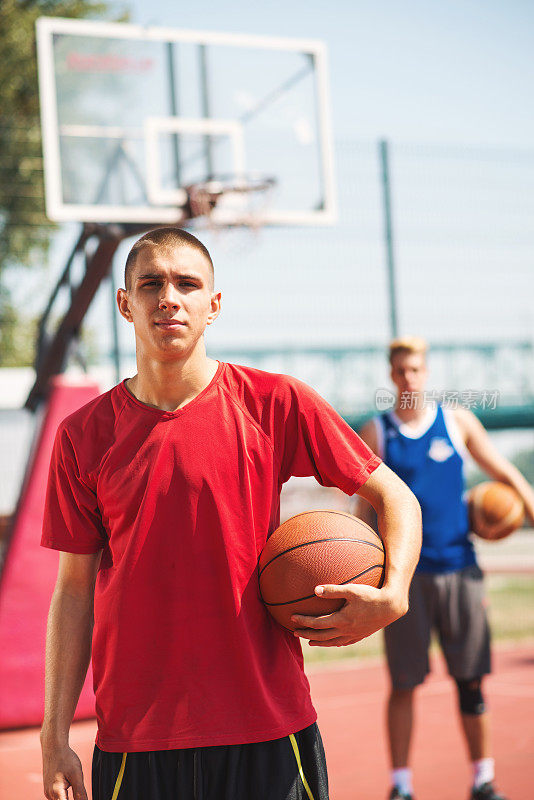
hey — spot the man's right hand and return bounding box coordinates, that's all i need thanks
[42,744,88,800]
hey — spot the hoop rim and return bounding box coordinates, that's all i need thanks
[187,174,276,199]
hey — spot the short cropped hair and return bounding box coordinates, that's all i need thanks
[124,227,214,290]
[389,336,428,364]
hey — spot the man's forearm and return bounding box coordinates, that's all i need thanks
[41,588,93,746]
[351,494,377,529]
[495,464,534,521]
[375,484,422,609]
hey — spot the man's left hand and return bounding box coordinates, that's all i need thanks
[291,583,408,647]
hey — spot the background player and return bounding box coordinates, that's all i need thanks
[354,336,534,800]
[40,229,422,800]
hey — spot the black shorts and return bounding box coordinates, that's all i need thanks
[92,723,329,800]
[384,565,491,689]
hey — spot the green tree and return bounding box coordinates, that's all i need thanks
[0,1,125,365]
[0,285,37,366]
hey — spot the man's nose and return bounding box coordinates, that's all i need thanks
[159,286,180,309]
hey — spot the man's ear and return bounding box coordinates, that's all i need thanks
[117,288,133,323]
[206,291,222,326]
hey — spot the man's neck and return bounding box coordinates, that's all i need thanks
[393,395,429,426]
[127,348,219,412]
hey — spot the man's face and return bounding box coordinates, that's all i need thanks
[117,244,220,360]
[390,351,428,396]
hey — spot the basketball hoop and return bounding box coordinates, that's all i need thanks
[187,174,276,231]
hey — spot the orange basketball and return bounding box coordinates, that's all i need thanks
[468,481,524,541]
[258,510,385,630]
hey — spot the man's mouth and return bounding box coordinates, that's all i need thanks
[155,320,186,328]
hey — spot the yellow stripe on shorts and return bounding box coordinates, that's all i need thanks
[289,733,315,800]
[110,752,127,800]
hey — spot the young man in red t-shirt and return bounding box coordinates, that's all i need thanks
[40,227,422,800]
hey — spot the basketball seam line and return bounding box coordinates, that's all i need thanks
[261,564,384,605]
[258,537,384,578]
[272,509,383,543]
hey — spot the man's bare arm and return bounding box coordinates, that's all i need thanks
[349,419,378,528]
[41,551,101,800]
[293,463,422,647]
[455,407,534,522]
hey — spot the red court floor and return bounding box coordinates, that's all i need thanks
[1,644,532,800]
[311,644,534,799]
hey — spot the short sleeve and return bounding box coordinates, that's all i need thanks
[41,424,107,553]
[276,377,381,494]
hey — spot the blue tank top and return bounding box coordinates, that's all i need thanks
[380,406,475,574]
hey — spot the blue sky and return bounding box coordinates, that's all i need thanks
[125,0,534,148]
[10,0,533,358]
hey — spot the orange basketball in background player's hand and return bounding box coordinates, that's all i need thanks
[258,510,385,630]
[468,481,524,541]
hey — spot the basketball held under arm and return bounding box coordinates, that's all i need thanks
[456,408,534,522]
[292,464,421,646]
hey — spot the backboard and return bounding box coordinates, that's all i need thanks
[36,17,336,226]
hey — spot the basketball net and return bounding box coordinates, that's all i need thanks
[187,175,275,253]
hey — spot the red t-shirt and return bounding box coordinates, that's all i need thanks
[42,362,380,752]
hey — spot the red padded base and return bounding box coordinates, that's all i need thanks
[0,377,101,729]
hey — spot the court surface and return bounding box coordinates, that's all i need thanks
[1,643,532,800]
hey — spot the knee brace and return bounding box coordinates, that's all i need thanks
[455,677,486,715]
